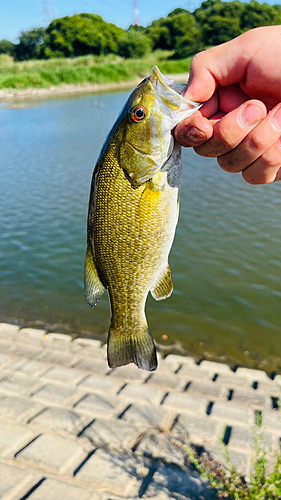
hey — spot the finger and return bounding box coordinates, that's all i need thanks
[218,84,251,113]
[199,93,219,118]
[218,103,281,173]
[194,100,267,158]
[183,37,252,102]
[184,27,280,103]
[241,140,281,184]
[174,114,213,147]
[175,93,218,147]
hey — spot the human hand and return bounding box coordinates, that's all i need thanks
[175,26,281,184]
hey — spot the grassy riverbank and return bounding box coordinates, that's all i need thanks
[0,51,192,90]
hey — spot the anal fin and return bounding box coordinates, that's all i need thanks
[84,241,105,308]
[151,264,173,301]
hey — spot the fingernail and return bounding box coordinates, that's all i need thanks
[271,106,281,131]
[186,126,206,142]
[240,104,264,128]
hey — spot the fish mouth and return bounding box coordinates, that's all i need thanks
[149,65,201,109]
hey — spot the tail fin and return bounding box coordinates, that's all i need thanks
[107,325,157,371]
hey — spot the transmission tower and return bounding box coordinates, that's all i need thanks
[40,0,58,26]
[134,0,139,25]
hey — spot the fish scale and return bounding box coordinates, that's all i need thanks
[85,66,201,371]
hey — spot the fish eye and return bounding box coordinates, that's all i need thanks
[131,105,146,122]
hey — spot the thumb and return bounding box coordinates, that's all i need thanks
[183,31,257,103]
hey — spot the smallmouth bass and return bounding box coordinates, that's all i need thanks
[85,66,201,371]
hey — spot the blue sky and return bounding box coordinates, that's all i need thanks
[0,0,200,42]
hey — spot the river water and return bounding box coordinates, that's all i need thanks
[1,91,281,371]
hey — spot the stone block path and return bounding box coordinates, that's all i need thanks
[0,322,280,499]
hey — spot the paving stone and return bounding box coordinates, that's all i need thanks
[74,392,122,416]
[210,400,253,423]
[75,448,149,496]
[17,433,86,474]
[44,333,72,343]
[31,383,82,406]
[262,409,281,432]
[14,360,52,377]
[163,391,207,414]
[29,406,88,436]
[0,322,20,335]
[118,382,165,405]
[40,366,87,385]
[173,414,221,444]
[154,357,180,375]
[199,361,232,374]
[0,339,14,359]
[145,372,184,390]
[73,337,103,349]
[0,353,23,368]
[230,389,268,409]
[145,464,208,499]
[19,328,46,339]
[229,424,273,450]
[164,354,196,366]
[120,402,166,428]
[135,433,186,467]
[73,358,110,375]
[214,373,250,389]
[11,343,43,359]
[228,424,254,449]
[209,445,251,478]
[77,373,123,394]
[0,462,42,500]
[0,395,43,423]
[108,365,147,382]
[235,367,269,382]
[0,373,42,395]
[26,478,98,500]
[0,420,35,456]
[82,417,140,451]
[186,380,225,399]
[177,365,213,382]
[37,349,75,366]
[256,380,281,396]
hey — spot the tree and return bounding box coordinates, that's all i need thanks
[146,10,202,54]
[240,1,281,31]
[15,28,46,60]
[44,13,125,58]
[195,0,244,46]
[118,31,152,58]
[0,39,15,57]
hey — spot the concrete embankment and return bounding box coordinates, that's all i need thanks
[0,322,280,499]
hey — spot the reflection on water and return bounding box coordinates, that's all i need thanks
[1,91,281,371]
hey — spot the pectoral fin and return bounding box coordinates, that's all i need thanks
[84,241,105,308]
[151,264,173,301]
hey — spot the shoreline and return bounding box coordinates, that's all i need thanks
[1,315,280,374]
[0,72,189,105]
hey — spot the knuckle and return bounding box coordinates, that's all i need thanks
[217,154,239,172]
[247,133,264,152]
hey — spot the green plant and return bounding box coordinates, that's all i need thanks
[186,417,281,499]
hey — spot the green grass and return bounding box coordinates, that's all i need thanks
[0,51,192,90]
[186,416,281,499]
